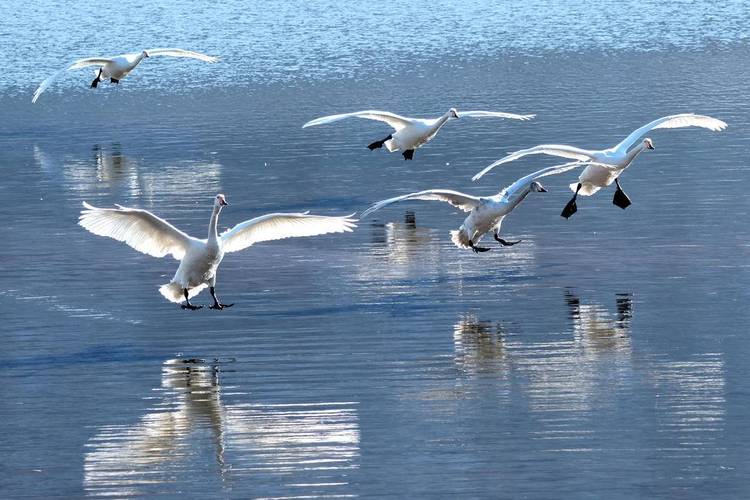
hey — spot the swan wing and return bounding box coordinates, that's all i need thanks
[361,189,481,218]
[221,212,357,253]
[302,110,412,131]
[32,57,113,103]
[500,161,617,198]
[459,111,536,120]
[78,202,192,260]
[614,113,728,151]
[472,145,595,181]
[144,48,219,63]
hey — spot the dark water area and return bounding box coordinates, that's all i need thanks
[1,2,750,497]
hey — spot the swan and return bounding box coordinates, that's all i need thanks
[472,113,727,218]
[78,194,357,309]
[360,161,611,253]
[302,108,535,160]
[32,48,219,103]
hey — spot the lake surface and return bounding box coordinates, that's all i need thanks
[1,1,749,498]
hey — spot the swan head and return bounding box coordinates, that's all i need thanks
[214,193,228,208]
[449,108,459,119]
[643,138,655,150]
[142,50,151,58]
[530,181,548,193]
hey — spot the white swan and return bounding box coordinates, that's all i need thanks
[32,48,219,103]
[361,162,611,253]
[472,113,727,218]
[302,108,535,160]
[78,194,357,309]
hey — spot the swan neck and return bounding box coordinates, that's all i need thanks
[507,185,532,209]
[624,143,646,165]
[208,206,221,242]
[432,113,452,132]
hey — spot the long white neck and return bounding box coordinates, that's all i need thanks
[208,205,222,243]
[505,185,533,211]
[132,52,147,69]
[430,112,453,134]
[623,142,647,167]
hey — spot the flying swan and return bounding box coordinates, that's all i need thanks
[32,48,219,103]
[472,113,727,218]
[78,194,357,310]
[302,108,535,160]
[361,162,612,253]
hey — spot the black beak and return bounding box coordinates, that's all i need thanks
[539,186,548,193]
[647,143,655,150]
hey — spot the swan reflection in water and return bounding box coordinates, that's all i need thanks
[453,314,509,376]
[34,144,223,201]
[565,290,633,353]
[84,359,360,497]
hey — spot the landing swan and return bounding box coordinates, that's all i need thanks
[302,108,535,160]
[361,162,610,253]
[32,48,219,103]
[472,113,727,218]
[78,194,357,309]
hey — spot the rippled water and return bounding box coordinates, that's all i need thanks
[2,2,750,499]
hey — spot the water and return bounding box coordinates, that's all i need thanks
[1,1,749,498]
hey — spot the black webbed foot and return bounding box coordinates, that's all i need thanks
[367,134,392,150]
[494,234,522,246]
[612,187,632,209]
[469,241,491,253]
[110,78,120,84]
[402,149,415,160]
[90,78,99,88]
[561,198,578,219]
[209,303,235,310]
[181,304,203,310]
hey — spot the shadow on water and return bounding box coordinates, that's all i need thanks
[83,358,360,498]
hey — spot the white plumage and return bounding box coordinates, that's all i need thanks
[361,162,607,253]
[471,113,727,218]
[79,195,357,309]
[303,108,534,160]
[32,48,219,103]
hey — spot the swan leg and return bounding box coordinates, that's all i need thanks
[209,286,234,310]
[612,178,632,209]
[402,149,415,160]
[180,288,203,310]
[469,241,491,253]
[494,231,522,246]
[110,78,120,84]
[561,183,581,219]
[90,68,102,89]
[367,134,392,150]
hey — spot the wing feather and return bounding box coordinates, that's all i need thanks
[32,57,113,103]
[614,113,728,151]
[361,190,481,219]
[500,161,618,198]
[78,202,192,260]
[459,111,536,120]
[221,212,357,253]
[145,48,219,63]
[472,145,595,181]
[302,110,412,131]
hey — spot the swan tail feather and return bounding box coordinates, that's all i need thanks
[159,282,207,303]
[450,229,472,249]
[384,139,399,152]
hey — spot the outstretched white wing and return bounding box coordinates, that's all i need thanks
[500,161,617,198]
[32,57,113,103]
[361,190,482,219]
[220,212,357,253]
[144,48,219,63]
[78,202,193,260]
[302,110,413,131]
[614,113,727,151]
[472,144,596,181]
[459,111,536,120]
